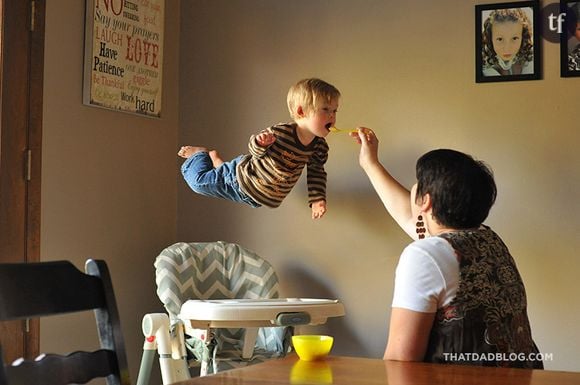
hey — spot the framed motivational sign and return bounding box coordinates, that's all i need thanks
[83,0,164,117]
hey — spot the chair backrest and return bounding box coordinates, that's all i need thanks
[0,349,6,385]
[0,259,130,385]
[155,242,280,321]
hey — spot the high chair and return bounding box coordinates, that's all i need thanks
[136,241,345,385]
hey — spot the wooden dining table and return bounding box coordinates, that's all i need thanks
[171,354,580,385]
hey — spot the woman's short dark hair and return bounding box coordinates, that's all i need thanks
[415,149,497,229]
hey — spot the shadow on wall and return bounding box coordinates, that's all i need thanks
[282,262,366,357]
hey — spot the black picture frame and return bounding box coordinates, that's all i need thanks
[561,1,580,77]
[475,1,541,83]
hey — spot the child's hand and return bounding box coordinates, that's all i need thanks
[256,130,276,147]
[311,200,327,219]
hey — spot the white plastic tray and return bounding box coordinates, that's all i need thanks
[179,298,345,328]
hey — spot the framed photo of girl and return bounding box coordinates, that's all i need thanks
[561,1,580,77]
[475,1,541,83]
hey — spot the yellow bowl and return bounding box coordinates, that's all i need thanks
[292,335,334,361]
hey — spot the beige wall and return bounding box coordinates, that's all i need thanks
[38,0,579,381]
[178,0,579,371]
[41,1,180,383]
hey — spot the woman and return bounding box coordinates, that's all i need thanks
[350,128,542,369]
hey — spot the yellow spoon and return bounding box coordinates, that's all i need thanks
[329,127,358,134]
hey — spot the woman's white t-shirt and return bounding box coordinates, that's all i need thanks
[391,237,460,313]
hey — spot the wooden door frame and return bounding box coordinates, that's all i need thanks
[0,0,44,359]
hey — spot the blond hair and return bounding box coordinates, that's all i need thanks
[287,78,340,120]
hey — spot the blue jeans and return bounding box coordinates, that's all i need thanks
[181,152,261,208]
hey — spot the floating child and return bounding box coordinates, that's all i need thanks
[178,78,340,219]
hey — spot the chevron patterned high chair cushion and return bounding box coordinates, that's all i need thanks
[154,242,291,374]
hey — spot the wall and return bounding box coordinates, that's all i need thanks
[41,1,180,383]
[178,0,579,371]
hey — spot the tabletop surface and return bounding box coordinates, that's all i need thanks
[171,355,580,385]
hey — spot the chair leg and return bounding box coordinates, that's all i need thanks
[136,349,156,385]
[242,327,258,359]
[159,356,190,384]
[141,313,191,384]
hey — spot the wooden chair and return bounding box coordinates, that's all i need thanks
[0,259,130,385]
[0,349,6,385]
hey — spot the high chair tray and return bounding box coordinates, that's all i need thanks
[179,298,345,328]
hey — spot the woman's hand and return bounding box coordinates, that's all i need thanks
[350,127,416,238]
[349,127,379,171]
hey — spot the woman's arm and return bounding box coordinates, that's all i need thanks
[351,128,416,239]
[384,308,435,361]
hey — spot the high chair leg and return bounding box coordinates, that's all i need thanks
[139,313,191,385]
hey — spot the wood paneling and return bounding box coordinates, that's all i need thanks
[0,0,44,361]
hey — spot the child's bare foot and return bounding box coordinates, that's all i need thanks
[209,150,224,167]
[178,146,207,158]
